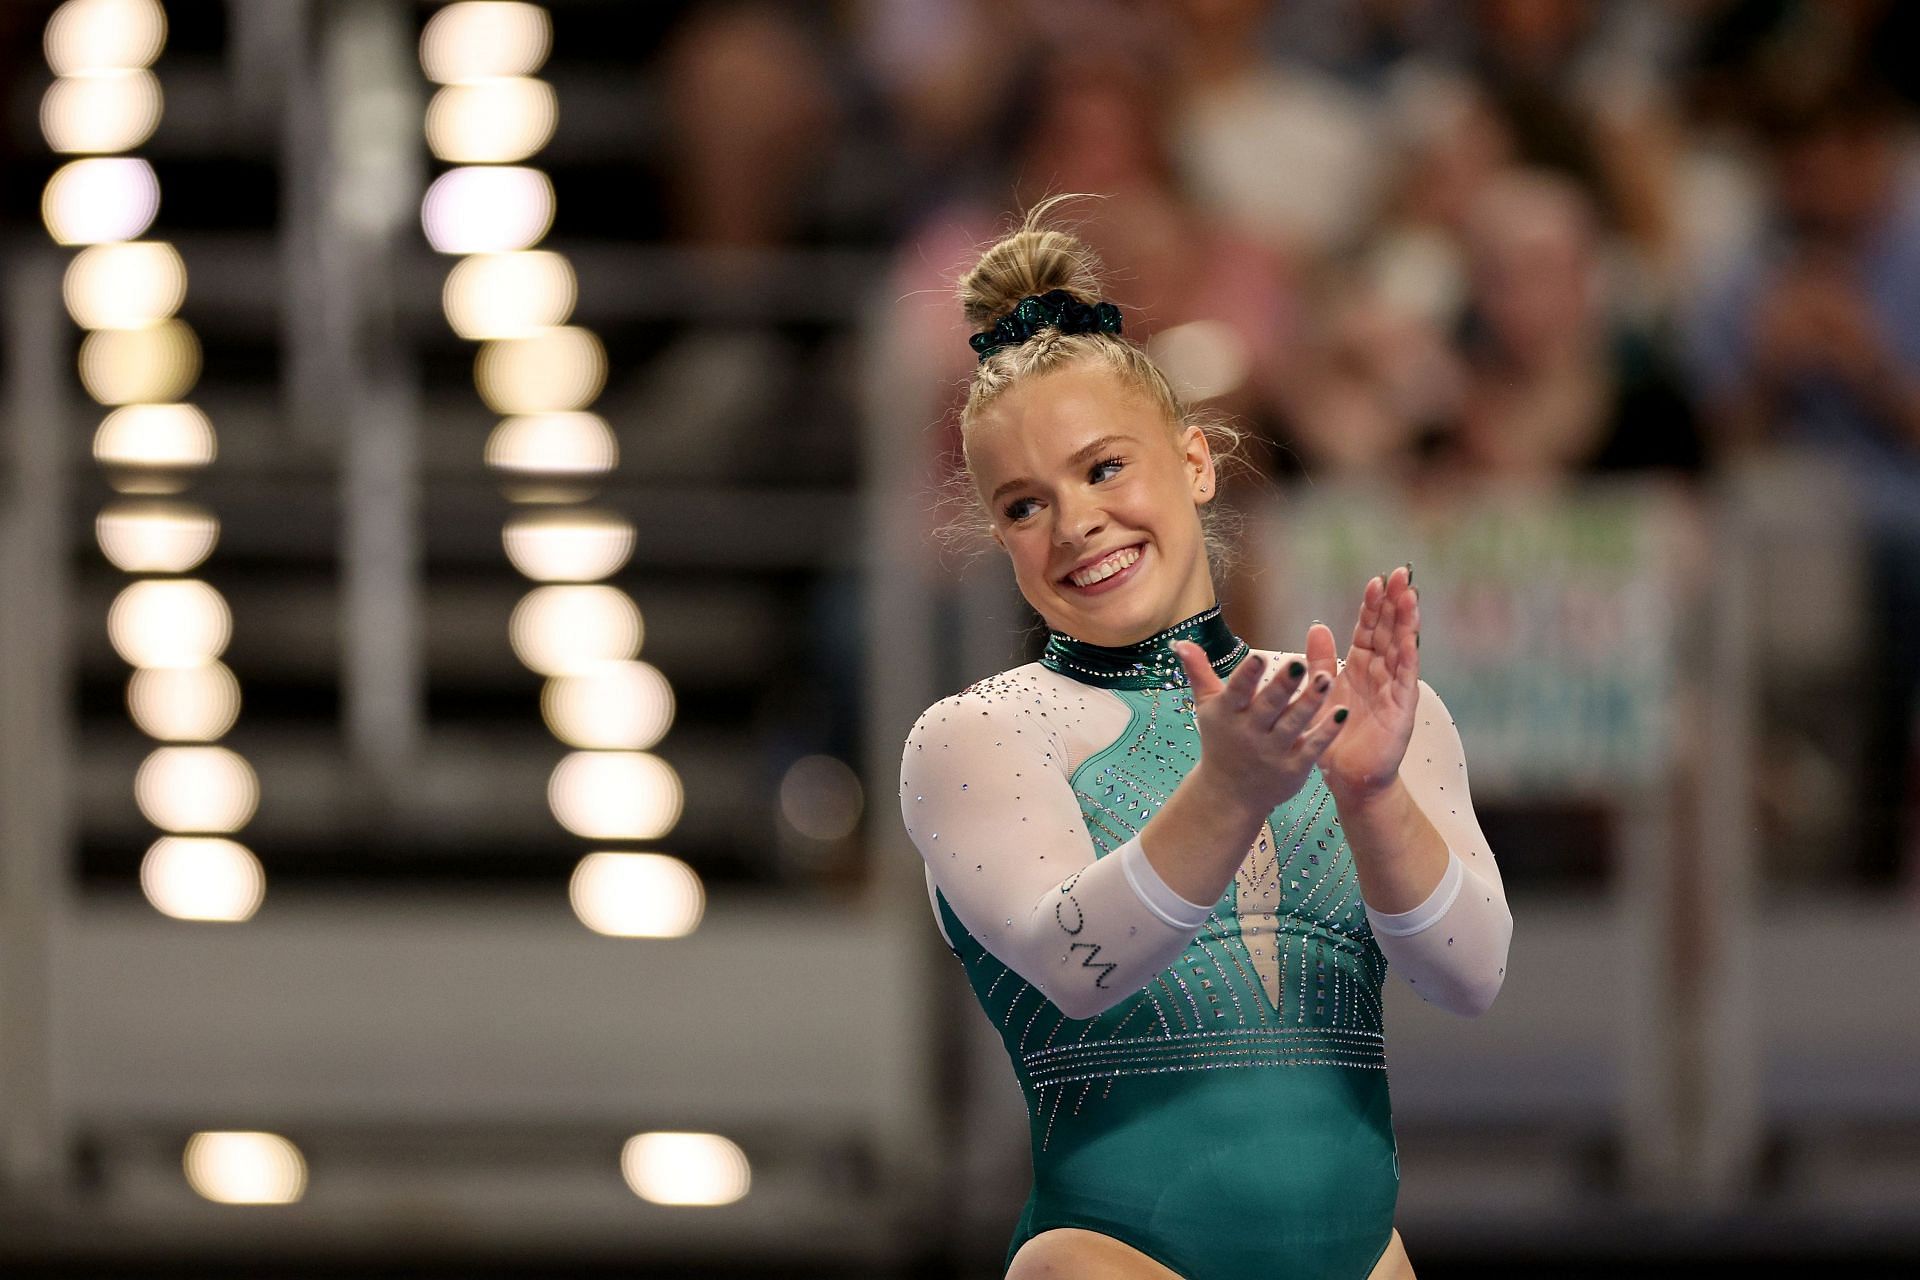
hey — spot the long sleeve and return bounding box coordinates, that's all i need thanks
[1362,680,1513,1016]
[900,685,1213,1020]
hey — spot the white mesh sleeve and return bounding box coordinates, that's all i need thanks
[900,686,1213,1020]
[1363,680,1513,1016]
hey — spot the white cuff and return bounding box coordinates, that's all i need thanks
[1118,835,1213,929]
[1364,850,1465,937]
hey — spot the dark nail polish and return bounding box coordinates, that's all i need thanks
[1405,562,1413,583]
[1288,660,1305,678]
[1333,707,1349,723]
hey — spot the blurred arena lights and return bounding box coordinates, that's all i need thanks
[45,1,264,922]
[63,239,186,327]
[474,325,607,414]
[541,659,674,751]
[424,1,695,945]
[442,249,575,339]
[568,852,704,937]
[620,1132,751,1207]
[182,1131,307,1204]
[95,498,218,573]
[40,67,162,153]
[484,411,618,480]
[508,584,642,676]
[1146,319,1252,404]
[426,77,557,163]
[139,837,265,923]
[502,507,635,582]
[108,578,231,668]
[778,755,866,842]
[41,156,159,244]
[77,317,201,404]
[420,1,551,84]
[548,750,684,840]
[134,745,259,834]
[420,165,554,254]
[127,662,241,741]
[44,0,167,76]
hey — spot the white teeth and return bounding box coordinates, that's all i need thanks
[1069,546,1141,587]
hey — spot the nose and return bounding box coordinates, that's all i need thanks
[1053,491,1106,546]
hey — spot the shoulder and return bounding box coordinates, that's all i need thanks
[904,662,1086,745]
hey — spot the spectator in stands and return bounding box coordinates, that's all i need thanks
[1685,81,1920,880]
[1443,169,1703,479]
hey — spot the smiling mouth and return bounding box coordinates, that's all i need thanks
[1063,544,1144,588]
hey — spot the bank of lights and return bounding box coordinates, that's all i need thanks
[420,2,698,945]
[42,0,263,925]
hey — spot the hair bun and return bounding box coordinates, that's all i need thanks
[958,194,1109,332]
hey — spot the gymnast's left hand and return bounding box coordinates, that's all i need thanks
[1306,565,1419,803]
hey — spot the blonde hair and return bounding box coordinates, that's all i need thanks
[942,195,1248,568]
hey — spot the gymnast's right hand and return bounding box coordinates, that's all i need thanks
[1171,641,1348,817]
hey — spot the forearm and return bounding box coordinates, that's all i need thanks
[1336,762,1511,1018]
[1136,761,1271,908]
[1329,773,1450,914]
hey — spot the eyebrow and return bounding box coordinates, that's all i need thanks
[988,434,1133,506]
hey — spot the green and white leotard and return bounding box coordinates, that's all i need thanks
[900,606,1512,1280]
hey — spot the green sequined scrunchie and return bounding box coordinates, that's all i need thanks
[970,289,1124,362]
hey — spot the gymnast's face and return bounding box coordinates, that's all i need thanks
[970,362,1217,647]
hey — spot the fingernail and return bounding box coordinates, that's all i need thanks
[1404,562,1413,583]
[1333,707,1349,723]
[1288,660,1306,678]
[1315,674,1331,691]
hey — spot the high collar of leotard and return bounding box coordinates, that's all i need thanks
[1040,604,1251,690]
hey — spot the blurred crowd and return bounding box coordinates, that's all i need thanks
[650,0,1916,480]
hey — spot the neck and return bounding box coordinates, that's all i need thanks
[1040,603,1248,690]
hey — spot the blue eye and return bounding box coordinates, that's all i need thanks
[1006,460,1121,521]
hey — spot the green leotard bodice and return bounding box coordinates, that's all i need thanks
[932,610,1400,1279]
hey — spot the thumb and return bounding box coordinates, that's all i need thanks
[1173,640,1225,700]
[1305,621,1339,683]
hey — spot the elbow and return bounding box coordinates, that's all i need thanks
[1050,986,1123,1021]
[1446,970,1505,1018]
[1444,915,1513,1018]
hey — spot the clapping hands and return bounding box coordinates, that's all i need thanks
[1312,565,1420,802]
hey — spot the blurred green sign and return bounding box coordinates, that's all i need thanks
[1253,482,1689,799]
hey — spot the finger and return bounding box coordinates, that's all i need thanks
[1292,701,1350,761]
[1350,575,1384,653]
[1251,655,1310,729]
[1371,581,1399,663]
[1374,585,1402,679]
[1305,620,1339,685]
[1174,640,1226,700]
[1387,586,1419,679]
[1221,650,1267,711]
[1269,666,1335,739]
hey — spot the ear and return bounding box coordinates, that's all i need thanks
[1181,422,1217,505]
